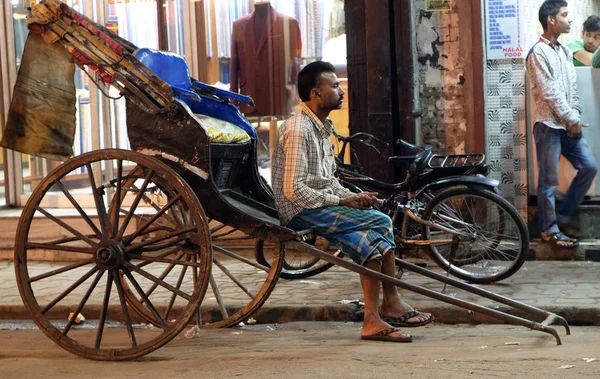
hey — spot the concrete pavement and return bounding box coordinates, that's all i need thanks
[1,258,599,326]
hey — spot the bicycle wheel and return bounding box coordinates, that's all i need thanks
[255,234,342,280]
[420,187,528,284]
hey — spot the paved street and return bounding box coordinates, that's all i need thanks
[1,259,599,325]
[0,322,598,378]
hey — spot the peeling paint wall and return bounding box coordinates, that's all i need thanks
[415,0,600,219]
[415,1,473,155]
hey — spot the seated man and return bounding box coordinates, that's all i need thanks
[271,61,433,342]
[567,15,600,66]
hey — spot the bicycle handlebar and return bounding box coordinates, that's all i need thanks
[334,131,389,147]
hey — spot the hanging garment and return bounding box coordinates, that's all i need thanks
[229,3,302,117]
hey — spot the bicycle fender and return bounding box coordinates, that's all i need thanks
[420,175,500,195]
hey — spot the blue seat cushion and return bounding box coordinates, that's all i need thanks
[135,48,191,91]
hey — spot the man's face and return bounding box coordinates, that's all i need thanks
[314,72,344,111]
[583,29,600,53]
[550,7,572,34]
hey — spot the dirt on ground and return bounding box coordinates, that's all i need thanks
[0,322,598,379]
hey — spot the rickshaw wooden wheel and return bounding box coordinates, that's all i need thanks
[124,216,283,329]
[14,149,212,361]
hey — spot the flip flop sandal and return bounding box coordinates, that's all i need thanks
[360,327,412,343]
[382,310,435,328]
[542,232,579,249]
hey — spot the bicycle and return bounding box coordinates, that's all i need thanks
[256,132,528,284]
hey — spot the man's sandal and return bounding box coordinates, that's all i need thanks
[541,232,579,249]
[360,327,412,343]
[382,310,434,328]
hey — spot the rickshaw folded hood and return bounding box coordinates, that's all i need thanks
[1,33,77,160]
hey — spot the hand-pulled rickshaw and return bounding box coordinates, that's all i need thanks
[3,0,570,361]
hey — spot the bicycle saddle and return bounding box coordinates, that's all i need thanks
[387,139,432,169]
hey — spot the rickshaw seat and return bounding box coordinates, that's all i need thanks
[134,48,251,144]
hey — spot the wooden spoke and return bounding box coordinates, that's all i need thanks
[122,268,168,329]
[29,258,95,283]
[113,271,138,347]
[55,180,102,239]
[41,266,99,315]
[35,207,98,247]
[213,258,255,299]
[63,270,105,336]
[124,261,192,301]
[95,270,113,349]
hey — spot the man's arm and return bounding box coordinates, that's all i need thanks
[568,40,590,65]
[573,50,593,66]
[281,124,341,209]
[526,50,580,127]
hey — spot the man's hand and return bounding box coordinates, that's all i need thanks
[567,122,583,139]
[339,192,379,210]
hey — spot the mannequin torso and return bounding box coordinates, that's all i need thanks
[254,2,271,47]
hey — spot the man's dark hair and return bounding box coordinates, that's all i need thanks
[583,15,600,32]
[538,0,568,31]
[297,61,336,102]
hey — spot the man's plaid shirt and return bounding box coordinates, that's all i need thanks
[271,103,353,225]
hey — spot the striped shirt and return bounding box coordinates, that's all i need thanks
[271,103,353,225]
[526,36,581,130]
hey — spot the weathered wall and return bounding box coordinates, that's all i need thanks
[415,1,474,155]
[414,0,600,219]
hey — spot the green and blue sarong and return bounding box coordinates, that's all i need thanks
[287,206,396,265]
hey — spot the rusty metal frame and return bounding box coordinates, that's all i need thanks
[285,240,570,345]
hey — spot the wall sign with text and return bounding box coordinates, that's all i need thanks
[485,0,524,60]
[425,0,453,12]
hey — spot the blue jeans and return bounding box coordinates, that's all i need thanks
[534,123,597,236]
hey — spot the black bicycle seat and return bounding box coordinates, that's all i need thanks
[397,139,432,153]
[388,139,433,168]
